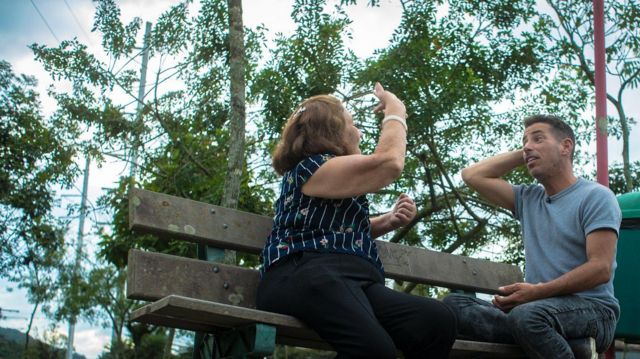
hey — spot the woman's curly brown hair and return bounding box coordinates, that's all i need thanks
[272,95,352,175]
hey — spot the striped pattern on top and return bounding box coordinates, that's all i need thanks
[260,154,383,275]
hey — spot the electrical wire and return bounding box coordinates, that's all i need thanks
[29,0,60,43]
[63,0,94,44]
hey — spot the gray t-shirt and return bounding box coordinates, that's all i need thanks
[513,178,622,318]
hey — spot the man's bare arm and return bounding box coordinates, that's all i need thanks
[461,150,524,213]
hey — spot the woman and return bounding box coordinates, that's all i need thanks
[257,83,456,358]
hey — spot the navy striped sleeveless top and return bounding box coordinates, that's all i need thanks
[259,154,384,276]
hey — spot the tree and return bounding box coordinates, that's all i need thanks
[608,161,640,195]
[18,230,65,354]
[0,60,77,275]
[545,0,640,192]
[0,60,79,348]
[31,0,272,354]
[218,0,247,267]
[349,1,553,289]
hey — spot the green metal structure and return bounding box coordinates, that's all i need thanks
[615,192,640,342]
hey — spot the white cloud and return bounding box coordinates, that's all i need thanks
[74,326,112,359]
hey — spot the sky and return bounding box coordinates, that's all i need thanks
[0,1,638,358]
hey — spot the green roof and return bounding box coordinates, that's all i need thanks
[617,192,640,219]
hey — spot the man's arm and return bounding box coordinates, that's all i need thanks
[493,229,617,311]
[461,150,524,213]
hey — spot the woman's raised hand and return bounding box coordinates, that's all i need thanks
[373,82,407,119]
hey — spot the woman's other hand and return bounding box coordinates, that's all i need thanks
[388,193,416,229]
[370,193,416,237]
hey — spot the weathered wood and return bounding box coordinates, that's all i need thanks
[132,295,525,357]
[376,241,522,294]
[450,341,527,358]
[127,188,528,357]
[129,188,522,293]
[128,187,272,253]
[131,295,328,350]
[127,249,259,307]
[127,248,518,310]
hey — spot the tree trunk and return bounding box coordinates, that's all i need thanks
[223,0,246,209]
[24,301,39,357]
[221,0,246,264]
[614,102,634,192]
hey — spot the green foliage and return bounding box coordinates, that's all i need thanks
[93,0,142,60]
[252,0,356,139]
[608,161,640,195]
[0,327,87,359]
[25,0,638,354]
[0,61,75,333]
[545,0,640,191]
[31,39,112,90]
[31,0,273,268]
[347,0,548,262]
[152,2,191,56]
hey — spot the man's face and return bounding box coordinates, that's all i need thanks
[522,122,569,181]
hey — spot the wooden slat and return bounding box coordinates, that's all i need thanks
[129,188,523,293]
[451,340,526,358]
[376,241,522,293]
[127,249,259,307]
[131,295,328,350]
[129,187,272,253]
[131,295,525,358]
[127,247,519,308]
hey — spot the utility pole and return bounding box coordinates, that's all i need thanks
[593,0,608,187]
[130,21,152,181]
[102,22,154,356]
[66,156,90,359]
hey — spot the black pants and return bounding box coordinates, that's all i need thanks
[256,252,457,358]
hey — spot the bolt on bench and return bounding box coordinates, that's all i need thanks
[127,187,528,358]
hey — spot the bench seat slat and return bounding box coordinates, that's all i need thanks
[131,295,328,350]
[375,241,522,293]
[132,295,525,358]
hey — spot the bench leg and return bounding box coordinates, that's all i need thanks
[216,323,277,358]
[193,332,215,359]
[193,324,277,359]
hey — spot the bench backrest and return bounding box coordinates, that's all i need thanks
[128,188,523,307]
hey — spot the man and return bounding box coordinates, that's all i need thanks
[443,115,621,358]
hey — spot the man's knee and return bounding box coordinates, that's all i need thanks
[507,302,552,336]
[442,293,468,317]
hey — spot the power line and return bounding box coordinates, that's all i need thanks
[63,0,93,44]
[29,0,60,43]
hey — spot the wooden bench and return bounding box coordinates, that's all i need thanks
[127,187,527,358]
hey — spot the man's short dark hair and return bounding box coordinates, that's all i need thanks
[524,115,575,160]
